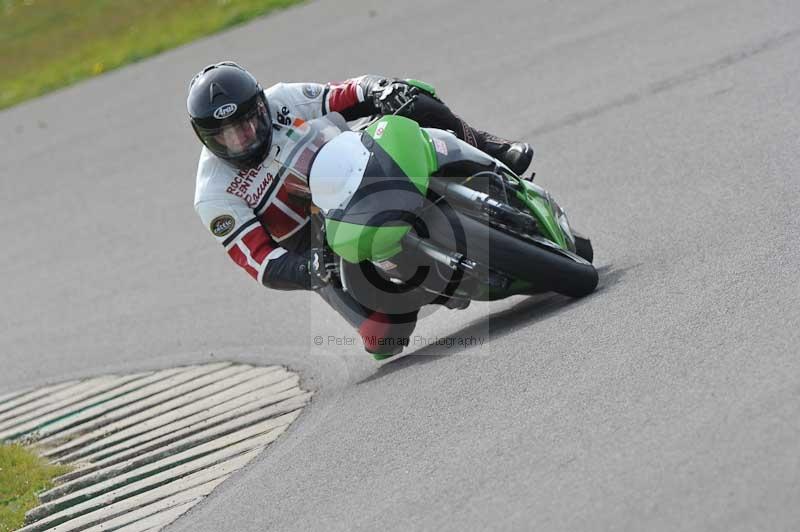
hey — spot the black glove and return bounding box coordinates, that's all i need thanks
[372,81,418,115]
[308,246,339,290]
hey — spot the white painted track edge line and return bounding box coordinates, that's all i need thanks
[46,384,305,493]
[95,499,203,532]
[34,409,303,516]
[50,376,300,484]
[21,447,264,532]
[0,373,159,440]
[49,369,292,465]
[35,363,242,452]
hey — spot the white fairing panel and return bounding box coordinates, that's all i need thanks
[309,131,369,214]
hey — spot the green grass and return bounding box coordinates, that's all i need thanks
[0,0,302,110]
[0,444,70,531]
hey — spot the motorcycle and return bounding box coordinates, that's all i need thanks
[295,96,597,343]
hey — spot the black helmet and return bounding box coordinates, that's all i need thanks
[187,62,273,170]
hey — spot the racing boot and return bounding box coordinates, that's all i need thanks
[358,311,417,361]
[473,129,534,176]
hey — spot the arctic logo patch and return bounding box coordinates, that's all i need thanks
[433,138,448,156]
[213,103,238,119]
[302,84,322,99]
[374,121,388,139]
[210,215,236,237]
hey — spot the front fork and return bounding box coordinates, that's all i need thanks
[408,174,546,299]
[400,232,513,297]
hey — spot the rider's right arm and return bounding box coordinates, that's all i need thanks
[194,199,312,291]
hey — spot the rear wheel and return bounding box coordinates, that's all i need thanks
[423,204,598,298]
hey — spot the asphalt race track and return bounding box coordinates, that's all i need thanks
[1,0,799,530]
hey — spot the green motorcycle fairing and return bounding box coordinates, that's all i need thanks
[421,127,572,250]
[324,116,438,263]
[404,79,437,98]
[365,115,436,196]
[514,182,568,250]
[322,116,576,281]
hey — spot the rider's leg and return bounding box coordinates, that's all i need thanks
[316,284,418,359]
[402,93,534,175]
[358,309,419,360]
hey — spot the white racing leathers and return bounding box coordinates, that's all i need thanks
[194,78,383,289]
[193,76,447,355]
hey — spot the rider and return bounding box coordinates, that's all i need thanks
[189,61,533,358]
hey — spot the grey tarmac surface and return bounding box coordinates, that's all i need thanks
[1,0,799,530]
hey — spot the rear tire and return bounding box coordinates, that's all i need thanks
[424,205,598,298]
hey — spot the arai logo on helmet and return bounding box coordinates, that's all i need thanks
[213,103,238,120]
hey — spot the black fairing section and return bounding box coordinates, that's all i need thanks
[325,134,425,227]
[424,127,499,176]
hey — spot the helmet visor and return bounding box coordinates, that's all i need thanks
[197,100,271,159]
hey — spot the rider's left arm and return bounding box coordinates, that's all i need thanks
[320,75,390,120]
[278,76,419,122]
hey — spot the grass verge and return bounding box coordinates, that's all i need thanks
[0,444,70,532]
[0,0,302,110]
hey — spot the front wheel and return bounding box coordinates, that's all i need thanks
[424,205,598,298]
[574,234,594,263]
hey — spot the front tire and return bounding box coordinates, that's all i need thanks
[574,234,594,263]
[424,205,598,298]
